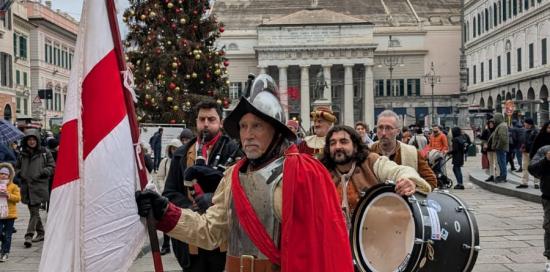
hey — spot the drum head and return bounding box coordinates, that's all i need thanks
[351,185,416,272]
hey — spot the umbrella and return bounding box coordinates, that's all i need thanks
[0,119,24,145]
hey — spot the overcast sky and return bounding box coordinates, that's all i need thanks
[51,0,130,35]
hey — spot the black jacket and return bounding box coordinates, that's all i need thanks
[162,134,240,207]
[528,145,550,199]
[450,134,466,167]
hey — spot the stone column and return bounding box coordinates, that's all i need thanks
[300,65,311,130]
[322,64,332,102]
[344,64,354,126]
[259,66,267,74]
[278,65,289,120]
[364,64,375,127]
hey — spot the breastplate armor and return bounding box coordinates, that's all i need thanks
[228,157,284,258]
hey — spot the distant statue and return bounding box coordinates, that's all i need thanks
[314,71,327,100]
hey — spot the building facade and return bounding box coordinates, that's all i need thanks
[0,1,16,121]
[213,0,463,130]
[465,0,550,126]
[24,0,77,129]
[13,1,33,121]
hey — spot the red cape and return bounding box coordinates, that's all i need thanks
[232,145,353,272]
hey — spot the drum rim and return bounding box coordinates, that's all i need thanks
[432,191,480,272]
[350,184,425,272]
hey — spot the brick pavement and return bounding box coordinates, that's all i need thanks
[0,152,546,272]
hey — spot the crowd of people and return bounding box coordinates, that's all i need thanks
[137,74,532,272]
[0,129,59,262]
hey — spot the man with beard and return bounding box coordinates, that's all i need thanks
[368,110,437,189]
[136,75,353,272]
[321,125,431,227]
[162,100,240,272]
[298,106,336,158]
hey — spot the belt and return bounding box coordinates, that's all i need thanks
[225,255,279,272]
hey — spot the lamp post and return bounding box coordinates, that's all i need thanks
[423,62,440,125]
[380,35,400,97]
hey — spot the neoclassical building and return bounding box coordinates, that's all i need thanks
[213,0,463,129]
[465,0,550,126]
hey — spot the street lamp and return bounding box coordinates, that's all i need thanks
[379,35,401,96]
[423,62,440,125]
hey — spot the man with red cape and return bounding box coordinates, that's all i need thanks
[136,74,353,272]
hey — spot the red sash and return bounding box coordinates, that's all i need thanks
[231,158,281,264]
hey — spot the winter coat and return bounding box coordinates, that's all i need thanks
[0,144,16,165]
[523,127,539,153]
[15,130,55,205]
[528,145,550,199]
[450,133,466,167]
[0,163,20,219]
[488,113,509,152]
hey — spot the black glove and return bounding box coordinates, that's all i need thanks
[194,193,213,212]
[135,189,170,221]
[183,165,223,192]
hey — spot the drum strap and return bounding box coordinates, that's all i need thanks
[335,161,356,229]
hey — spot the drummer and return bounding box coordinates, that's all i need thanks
[320,125,432,227]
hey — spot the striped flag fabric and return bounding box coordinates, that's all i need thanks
[38,1,146,271]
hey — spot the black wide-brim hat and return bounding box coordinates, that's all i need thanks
[224,96,297,142]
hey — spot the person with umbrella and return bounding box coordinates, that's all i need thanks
[0,120,24,166]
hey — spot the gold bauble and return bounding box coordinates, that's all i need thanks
[185,101,191,107]
[145,94,151,99]
[146,67,151,72]
[191,73,198,78]
[171,62,178,69]
[200,81,204,85]
[185,74,191,79]
[173,105,179,111]
[140,14,147,20]
[194,54,201,60]
[167,2,174,8]
[214,69,221,75]
[167,97,173,102]
[151,98,155,103]
[129,10,135,16]
[149,12,157,18]
[216,99,222,104]
[180,18,186,24]
[175,86,180,91]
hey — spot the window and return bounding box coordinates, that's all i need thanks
[529,43,534,68]
[23,98,28,115]
[18,36,27,59]
[507,52,511,74]
[0,53,13,87]
[494,3,498,26]
[498,56,502,77]
[489,59,493,80]
[375,80,384,96]
[525,0,529,10]
[503,0,507,21]
[473,17,477,37]
[15,70,20,85]
[542,38,547,65]
[517,48,522,72]
[477,14,481,35]
[485,9,489,31]
[466,68,470,86]
[509,0,512,18]
[513,0,517,15]
[473,65,477,84]
[229,82,242,100]
[479,62,485,82]
[23,72,27,87]
[407,79,421,96]
[69,52,73,70]
[16,97,21,113]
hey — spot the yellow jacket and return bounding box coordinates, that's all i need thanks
[2,181,21,219]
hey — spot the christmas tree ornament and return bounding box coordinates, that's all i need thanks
[149,11,157,18]
[167,2,174,8]
[216,99,222,104]
[140,14,147,20]
[171,62,178,69]
[219,26,225,33]
[223,60,229,67]
[185,74,191,79]
[191,72,198,78]
[214,69,221,75]
[180,18,186,24]
[168,82,177,90]
[167,96,174,102]
[173,105,179,111]
[170,119,176,124]
[194,54,201,60]
[185,101,191,107]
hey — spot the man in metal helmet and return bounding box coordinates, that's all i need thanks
[136,74,353,272]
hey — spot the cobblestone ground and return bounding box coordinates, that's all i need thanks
[0,154,546,271]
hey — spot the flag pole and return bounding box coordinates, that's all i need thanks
[104,1,164,271]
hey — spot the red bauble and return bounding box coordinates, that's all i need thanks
[223,100,229,108]
[207,90,214,96]
[219,50,225,56]
[193,10,198,15]
[206,73,211,80]
[170,119,176,124]
[160,17,166,23]
[171,23,177,29]
[223,60,229,67]
[175,8,182,14]
[193,24,198,31]
[168,82,177,90]
[219,26,225,33]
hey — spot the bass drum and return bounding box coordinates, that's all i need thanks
[350,184,480,272]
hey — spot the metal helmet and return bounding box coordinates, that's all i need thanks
[224,74,296,141]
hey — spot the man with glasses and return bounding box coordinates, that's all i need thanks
[368,110,437,189]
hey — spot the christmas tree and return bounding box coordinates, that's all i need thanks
[123,0,230,125]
